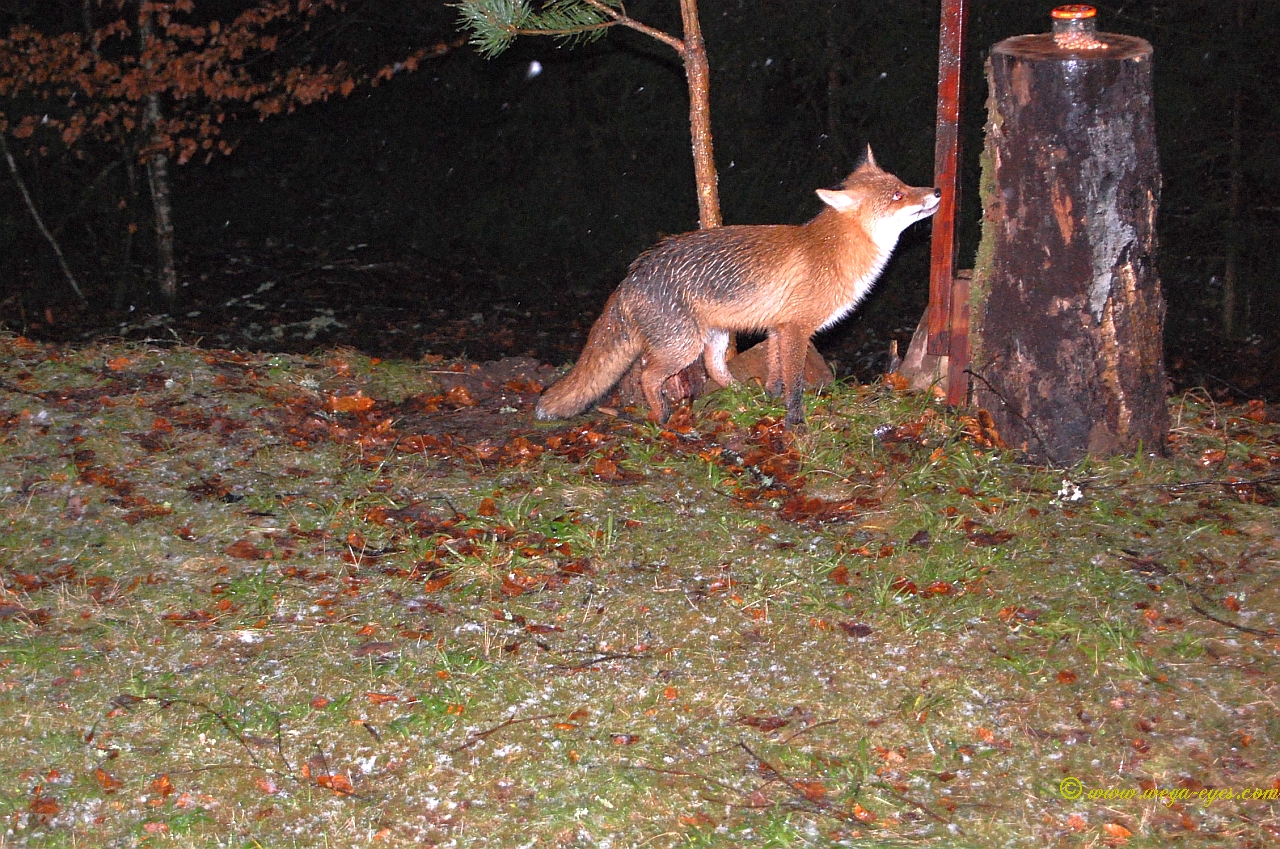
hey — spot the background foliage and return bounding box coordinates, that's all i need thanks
[1,1,1277,362]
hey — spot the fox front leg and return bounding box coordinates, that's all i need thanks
[763,330,785,398]
[773,325,811,428]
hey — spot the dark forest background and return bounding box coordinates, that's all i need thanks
[1,1,1277,395]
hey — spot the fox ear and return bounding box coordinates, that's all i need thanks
[816,188,856,212]
[857,144,877,169]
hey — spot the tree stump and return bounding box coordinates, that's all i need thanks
[969,31,1167,464]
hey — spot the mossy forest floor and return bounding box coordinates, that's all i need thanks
[1,335,1277,848]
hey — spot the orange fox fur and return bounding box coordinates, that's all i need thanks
[536,148,940,427]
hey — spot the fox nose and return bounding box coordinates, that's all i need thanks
[932,188,941,198]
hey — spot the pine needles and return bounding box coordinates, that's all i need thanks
[453,0,623,58]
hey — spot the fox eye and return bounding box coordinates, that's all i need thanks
[892,190,904,201]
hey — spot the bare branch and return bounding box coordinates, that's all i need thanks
[580,0,685,54]
[1,135,86,302]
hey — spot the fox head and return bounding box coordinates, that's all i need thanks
[815,146,941,250]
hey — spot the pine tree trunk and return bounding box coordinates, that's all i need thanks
[969,32,1167,464]
[678,0,719,230]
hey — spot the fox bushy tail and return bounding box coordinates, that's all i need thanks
[536,292,643,420]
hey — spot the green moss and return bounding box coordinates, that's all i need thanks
[968,57,1002,370]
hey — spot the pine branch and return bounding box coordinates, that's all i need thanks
[453,0,630,58]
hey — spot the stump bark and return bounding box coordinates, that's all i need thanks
[970,32,1167,464]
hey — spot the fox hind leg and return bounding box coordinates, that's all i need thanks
[703,330,737,388]
[639,337,703,424]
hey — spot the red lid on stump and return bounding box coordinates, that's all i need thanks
[1051,5,1097,20]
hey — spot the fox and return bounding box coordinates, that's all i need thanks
[535,147,941,428]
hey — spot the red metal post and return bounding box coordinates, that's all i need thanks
[927,0,966,362]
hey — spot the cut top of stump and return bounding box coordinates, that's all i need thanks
[993,33,1151,63]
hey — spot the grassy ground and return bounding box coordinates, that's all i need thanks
[0,335,1277,848]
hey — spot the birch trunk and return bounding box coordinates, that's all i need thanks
[139,8,178,301]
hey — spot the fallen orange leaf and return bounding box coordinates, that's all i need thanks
[443,385,478,407]
[317,773,354,795]
[29,795,59,817]
[800,781,827,802]
[1103,822,1133,841]
[1198,448,1227,467]
[225,538,266,560]
[151,774,174,798]
[328,391,375,413]
[94,768,123,791]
